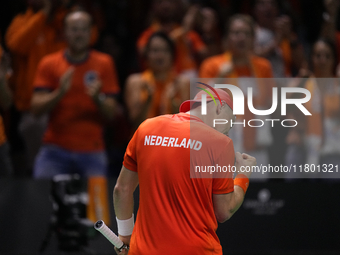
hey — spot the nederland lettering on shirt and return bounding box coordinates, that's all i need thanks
[144,135,202,151]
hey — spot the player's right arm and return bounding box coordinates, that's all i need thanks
[31,66,74,117]
[213,152,255,223]
[113,165,139,248]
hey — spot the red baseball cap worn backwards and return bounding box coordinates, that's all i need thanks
[179,88,233,113]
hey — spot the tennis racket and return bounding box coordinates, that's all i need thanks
[94,220,129,252]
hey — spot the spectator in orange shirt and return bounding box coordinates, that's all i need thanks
[113,88,256,254]
[199,14,274,79]
[199,14,274,171]
[0,47,13,177]
[125,32,189,129]
[31,11,120,178]
[137,0,207,78]
[5,0,98,174]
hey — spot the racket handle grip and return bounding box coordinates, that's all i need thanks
[94,220,127,250]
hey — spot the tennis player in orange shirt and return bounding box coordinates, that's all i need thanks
[113,88,256,254]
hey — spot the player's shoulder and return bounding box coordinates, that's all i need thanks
[141,114,173,126]
[197,121,232,143]
[188,121,234,154]
[212,130,233,146]
[136,114,179,131]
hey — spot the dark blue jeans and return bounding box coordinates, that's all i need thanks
[33,145,108,179]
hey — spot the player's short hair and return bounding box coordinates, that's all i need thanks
[225,14,255,37]
[190,100,232,113]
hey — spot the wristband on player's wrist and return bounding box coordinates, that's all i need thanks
[116,214,134,236]
[234,174,249,194]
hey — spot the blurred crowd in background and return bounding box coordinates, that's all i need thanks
[0,0,340,179]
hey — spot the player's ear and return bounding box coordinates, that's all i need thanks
[216,102,224,115]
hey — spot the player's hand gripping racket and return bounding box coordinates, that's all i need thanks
[94,220,129,252]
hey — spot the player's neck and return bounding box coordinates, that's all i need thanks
[66,48,89,63]
[189,108,209,125]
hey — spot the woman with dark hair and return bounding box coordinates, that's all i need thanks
[305,39,340,169]
[125,32,189,128]
[311,38,337,77]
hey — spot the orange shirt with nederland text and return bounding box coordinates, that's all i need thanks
[34,50,119,151]
[123,113,235,255]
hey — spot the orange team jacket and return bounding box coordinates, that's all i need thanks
[34,50,119,152]
[0,45,6,146]
[123,113,235,255]
[199,52,274,151]
[137,23,206,73]
[5,8,98,111]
